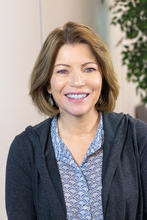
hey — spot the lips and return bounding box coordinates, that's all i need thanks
[65,93,89,100]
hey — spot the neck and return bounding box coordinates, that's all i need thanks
[58,110,100,136]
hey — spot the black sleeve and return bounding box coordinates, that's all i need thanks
[5,134,37,220]
[137,120,147,219]
[141,144,147,220]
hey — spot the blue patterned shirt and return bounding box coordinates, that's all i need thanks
[51,113,104,220]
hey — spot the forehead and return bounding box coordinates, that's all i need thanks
[54,43,97,65]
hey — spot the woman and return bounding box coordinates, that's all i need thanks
[6,21,147,220]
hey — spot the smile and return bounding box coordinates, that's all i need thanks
[65,93,89,100]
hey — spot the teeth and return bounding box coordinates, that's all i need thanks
[66,94,87,99]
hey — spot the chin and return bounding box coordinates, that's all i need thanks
[59,104,97,118]
[65,109,95,118]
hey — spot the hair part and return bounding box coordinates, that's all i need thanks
[29,21,119,117]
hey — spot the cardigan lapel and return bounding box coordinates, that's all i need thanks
[102,113,129,217]
[45,132,67,214]
[26,122,67,219]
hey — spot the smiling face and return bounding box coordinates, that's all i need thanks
[48,43,102,118]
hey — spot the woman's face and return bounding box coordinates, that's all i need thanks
[48,43,102,118]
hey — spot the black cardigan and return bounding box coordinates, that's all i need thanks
[6,112,147,220]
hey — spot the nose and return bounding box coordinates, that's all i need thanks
[69,70,85,87]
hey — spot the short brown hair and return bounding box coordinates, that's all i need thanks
[29,21,119,117]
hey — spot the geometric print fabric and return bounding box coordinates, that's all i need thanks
[51,113,104,220]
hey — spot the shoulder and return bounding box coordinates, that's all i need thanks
[103,112,147,152]
[29,117,52,134]
[15,117,52,142]
[103,111,147,129]
[8,117,53,162]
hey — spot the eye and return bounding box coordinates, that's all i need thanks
[85,67,96,73]
[56,69,67,74]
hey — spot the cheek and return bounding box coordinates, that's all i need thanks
[50,77,65,93]
[89,75,102,91]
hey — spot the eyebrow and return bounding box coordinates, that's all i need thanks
[82,62,98,67]
[54,62,98,68]
[54,64,71,68]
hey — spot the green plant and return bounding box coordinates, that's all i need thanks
[110,0,147,105]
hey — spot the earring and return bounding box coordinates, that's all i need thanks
[48,94,54,106]
[98,95,103,106]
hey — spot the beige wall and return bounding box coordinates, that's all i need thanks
[0,1,41,219]
[41,0,95,40]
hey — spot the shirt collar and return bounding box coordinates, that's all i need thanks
[51,113,104,163]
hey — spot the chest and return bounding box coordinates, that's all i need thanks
[57,150,103,220]
[60,134,96,166]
